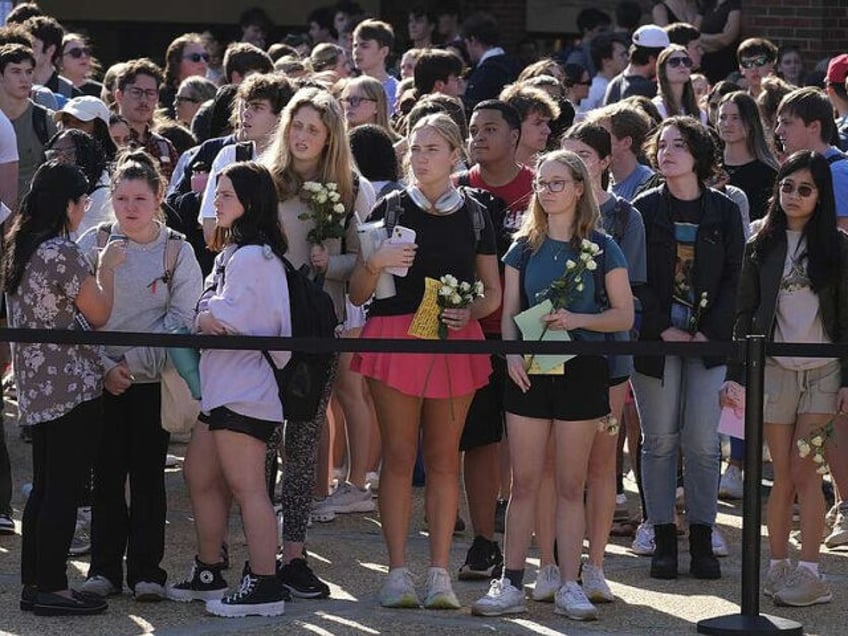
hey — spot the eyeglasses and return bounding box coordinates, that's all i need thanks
[667,56,693,69]
[64,46,92,59]
[532,179,575,193]
[183,52,210,63]
[740,56,773,70]
[125,87,159,101]
[779,181,817,198]
[174,95,200,105]
[340,96,376,108]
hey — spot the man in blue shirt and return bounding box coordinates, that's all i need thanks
[589,102,654,201]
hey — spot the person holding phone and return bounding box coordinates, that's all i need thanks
[349,113,501,610]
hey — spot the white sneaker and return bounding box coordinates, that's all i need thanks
[423,567,460,609]
[763,561,793,598]
[134,581,166,602]
[581,563,614,603]
[719,465,744,500]
[165,453,179,468]
[309,497,336,523]
[81,575,121,597]
[554,581,598,621]
[471,579,526,616]
[378,567,420,608]
[631,522,655,555]
[773,565,832,607]
[531,564,560,602]
[712,526,730,557]
[824,509,848,548]
[825,503,840,530]
[315,482,375,515]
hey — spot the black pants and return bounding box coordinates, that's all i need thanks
[0,412,12,516]
[89,383,169,589]
[21,399,102,592]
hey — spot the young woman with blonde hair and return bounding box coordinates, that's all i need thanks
[340,75,391,132]
[472,149,632,621]
[262,86,376,598]
[349,113,501,609]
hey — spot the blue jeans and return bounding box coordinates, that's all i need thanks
[632,356,724,526]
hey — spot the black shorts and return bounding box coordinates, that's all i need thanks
[504,355,610,421]
[199,406,280,443]
[460,351,506,452]
[610,375,630,387]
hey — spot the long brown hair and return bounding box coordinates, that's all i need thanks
[514,149,600,251]
[657,45,699,118]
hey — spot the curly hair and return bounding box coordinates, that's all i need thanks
[45,129,108,193]
[645,115,719,183]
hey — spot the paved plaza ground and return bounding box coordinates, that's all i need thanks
[1,402,846,636]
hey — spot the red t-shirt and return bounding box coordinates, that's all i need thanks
[458,165,534,334]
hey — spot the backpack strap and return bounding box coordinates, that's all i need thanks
[382,189,405,235]
[234,141,253,163]
[516,238,533,311]
[32,103,50,146]
[591,230,610,310]
[95,222,113,249]
[455,171,471,188]
[609,196,629,246]
[461,190,486,243]
[161,227,185,294]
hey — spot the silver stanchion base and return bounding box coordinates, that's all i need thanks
[697,613,802,635]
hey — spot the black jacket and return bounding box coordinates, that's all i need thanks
[632,185,744,378]
[463,52,518,112]
[726,231,848,386]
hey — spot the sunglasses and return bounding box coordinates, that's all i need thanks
[740,56,772,70]
[667,56,693,69]
[64,46,92,59]
[340,96,375,108]
[174,95,200,105]
[780,181,817,198]
[183,52,210,63]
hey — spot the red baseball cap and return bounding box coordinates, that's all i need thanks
[826,53,848,85]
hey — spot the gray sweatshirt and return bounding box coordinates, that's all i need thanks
[77,222,203,381]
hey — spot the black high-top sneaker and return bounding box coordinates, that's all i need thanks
[206,562,286,618]
[167,557,228,602]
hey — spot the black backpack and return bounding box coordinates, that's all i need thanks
[262,256,337,422]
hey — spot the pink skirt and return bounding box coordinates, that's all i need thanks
[351,313,492,399]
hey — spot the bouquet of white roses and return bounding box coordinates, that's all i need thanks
[298,181,348,245]
[437,274,484,339]
[689,291,709,335]
[797,418,836,475]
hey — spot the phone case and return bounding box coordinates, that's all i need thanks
[385,226,416,277]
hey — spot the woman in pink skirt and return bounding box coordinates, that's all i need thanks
[350,113,501,610]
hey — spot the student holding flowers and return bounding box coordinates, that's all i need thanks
[472,149,632,621]
[722,151,848,607]
[349,113,501,610]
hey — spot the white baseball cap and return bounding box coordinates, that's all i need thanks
[53,96,111,127]
[632,25,671,49]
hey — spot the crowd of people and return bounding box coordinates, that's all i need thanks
[1,0,848,624]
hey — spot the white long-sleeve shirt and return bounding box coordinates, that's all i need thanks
[198,244,292,423]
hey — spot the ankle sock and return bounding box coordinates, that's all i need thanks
[798,561,819,577]
[504,568,524,588]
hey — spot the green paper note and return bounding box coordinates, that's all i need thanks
[513,299,574,374]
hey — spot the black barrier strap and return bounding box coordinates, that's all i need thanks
[0,327,747,356]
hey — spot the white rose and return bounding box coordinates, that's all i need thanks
[811,435,824,447]
[580,252,590,262]
[333,203,345,213]
[576,283,584,292]
[589,241,600,254]
[460,281,471,292]
[316,193,328,204]
[817,465,829,475]
[566,260,577,270]
[813,452,825,464]
[586,260,597,271]
[473,281,484,296]
[444,274,458,287]
[581,238,592,250]
[439,286,452,297]
[329,191,341,202]
[797,439,811,457]
[327,182,338,191]
[450,292,462,305]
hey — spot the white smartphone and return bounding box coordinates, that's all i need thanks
[385,225,416,277]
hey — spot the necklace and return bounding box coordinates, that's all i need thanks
[551,241,569,261]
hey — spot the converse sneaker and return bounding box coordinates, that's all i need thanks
[0,513,15,535]
[310,497,336,523]
[277,557,330,599]
[554,581,599,621]
[718,465,744,500]
[378,567,420,608]
[458,535,503,580]
[824,509,848,548]
[531,564,560,602]
[581,563,614,603]
[206,564,286,618]
[167,558,229,602]
[80,574,121,598]
[68,507,91,557]
[133,581,166,602]
[631,522,655,556]
[423,567,460,609]
[763,561,793,598]
[313,482,375,515]
[773,565,832,607]
[471,578,526,616]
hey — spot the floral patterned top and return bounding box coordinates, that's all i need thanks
[6,237,103,425]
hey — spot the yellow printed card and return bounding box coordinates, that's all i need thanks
[408,277,442,339]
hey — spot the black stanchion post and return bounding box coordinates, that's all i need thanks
[697,335,801,635]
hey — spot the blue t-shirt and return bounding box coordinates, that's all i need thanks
[599,195,647,285]
[611,163,654,202]
[824,146,848,218]
[503,233,628,342]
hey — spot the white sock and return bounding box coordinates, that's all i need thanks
[797,561,819,577]
[769,558,788,570]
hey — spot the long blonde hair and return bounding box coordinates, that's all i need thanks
[514,149,600,251]
[341,75,390,132]
[262,87,355,209]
